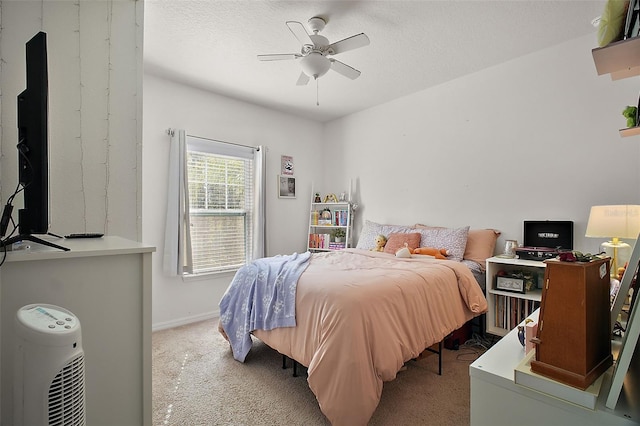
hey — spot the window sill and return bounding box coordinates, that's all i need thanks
[182,269,237,282]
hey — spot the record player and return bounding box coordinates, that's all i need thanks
[515,246,565,261]
[515,221,574,261]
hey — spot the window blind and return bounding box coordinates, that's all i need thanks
[186,140,254,274]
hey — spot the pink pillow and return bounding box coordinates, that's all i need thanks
[384,232,422,255]
[464,229,501,267]
[355,220,415,250]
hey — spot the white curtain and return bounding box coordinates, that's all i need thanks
[163,129,193,276]
[253,145,266,259]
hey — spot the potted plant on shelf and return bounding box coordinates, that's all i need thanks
[333,229,346,243]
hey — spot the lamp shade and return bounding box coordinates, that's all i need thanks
[585,205,640,239]
[300,52,331,78]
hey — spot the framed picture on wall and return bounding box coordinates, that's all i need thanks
[278,175,296,198]
[281,155,294,175]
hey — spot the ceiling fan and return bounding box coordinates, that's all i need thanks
[257,17,370,86]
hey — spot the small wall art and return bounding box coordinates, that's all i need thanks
[281,155,294,175]
[278,175,296,198]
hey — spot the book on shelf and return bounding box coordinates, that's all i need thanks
[514,349,606,410]
[309,233,330,249]
[309,234,346,250]
[333,209,348,226]
[494,295,540,330]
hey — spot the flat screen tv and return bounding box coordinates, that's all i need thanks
[18,31,49,235]
[1,31,67,251]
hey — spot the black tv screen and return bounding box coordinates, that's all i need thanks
[17,31,49,235]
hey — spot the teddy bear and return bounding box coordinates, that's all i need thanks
[412,247,449,259]
[371,234,387,252]
[622,105,638,128]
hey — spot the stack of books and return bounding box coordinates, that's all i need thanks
[308,233,329,249]
[334,210,348,226]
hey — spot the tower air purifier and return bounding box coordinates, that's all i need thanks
[14,303,85,426]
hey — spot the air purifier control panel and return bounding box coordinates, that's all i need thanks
[17,304,78,333]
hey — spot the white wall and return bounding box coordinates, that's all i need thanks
[324,34,640,255]
[142,74,324,329]
[0,0,142,239]
[148,33,640,329]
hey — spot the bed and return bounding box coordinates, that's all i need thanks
[219,222,498,425]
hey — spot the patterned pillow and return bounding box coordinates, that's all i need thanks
[355,220,415,250]
[417,226,470,262]
[383,232,422,255]
[415,224,499,267]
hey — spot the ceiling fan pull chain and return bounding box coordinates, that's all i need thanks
[316,77,320,106]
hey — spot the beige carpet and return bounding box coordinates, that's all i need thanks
[152,318,490,425]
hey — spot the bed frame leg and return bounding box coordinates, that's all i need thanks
[282,354,300,377]
[422,340,443,375]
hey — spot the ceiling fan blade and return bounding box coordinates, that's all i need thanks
[286,21,314,47]
[328,33,370,55]
[296,72,310,86]
[257,53,300,61]
[330,59,361,80]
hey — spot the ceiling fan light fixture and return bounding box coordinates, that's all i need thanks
[300,52,331,78]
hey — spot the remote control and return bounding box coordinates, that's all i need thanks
[64,233,104,239]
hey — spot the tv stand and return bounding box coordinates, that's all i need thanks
[1,233,69,251]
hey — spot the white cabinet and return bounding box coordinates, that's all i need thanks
[470,310,638,426]
[0,236,154,426]
[485,256,544,336]
[308,201,353,252]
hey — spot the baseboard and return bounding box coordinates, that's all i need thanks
[152,309,219,332]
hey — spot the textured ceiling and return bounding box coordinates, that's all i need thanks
[144,0,606,123]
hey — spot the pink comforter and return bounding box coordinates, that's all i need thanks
[251,249,487,425]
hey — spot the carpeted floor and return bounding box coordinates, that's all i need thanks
[152,318,490,425]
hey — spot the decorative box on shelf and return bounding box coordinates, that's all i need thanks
[495,270,537,294]
[496,276,525,293]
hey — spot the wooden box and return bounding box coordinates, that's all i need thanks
[531,258,613,390]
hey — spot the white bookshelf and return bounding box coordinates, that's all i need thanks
[485,256,544,336]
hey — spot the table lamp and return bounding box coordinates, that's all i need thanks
[585,205,640,277]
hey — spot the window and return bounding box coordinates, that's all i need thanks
[163,130,264,278]
[186,135,257,274]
